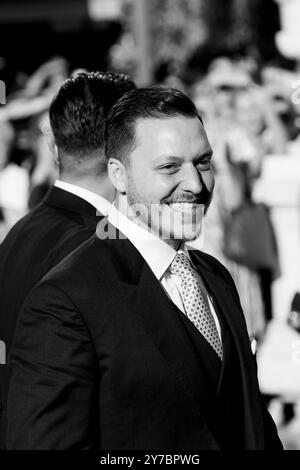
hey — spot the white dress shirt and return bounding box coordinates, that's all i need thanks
[54,180,112,216]
[108,204,222,339]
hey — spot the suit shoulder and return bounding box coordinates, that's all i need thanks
[40,234,139,294]
[41,235,109,283]
[0,203,70,244]
[0,202,93,252]
[0,206,40,240]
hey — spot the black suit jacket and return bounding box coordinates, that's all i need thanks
[0,186,103,448]
[6,227,282,450]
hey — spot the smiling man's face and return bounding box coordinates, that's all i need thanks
[124,115,214,245]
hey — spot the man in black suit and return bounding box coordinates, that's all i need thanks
[0,71,136,449]
[6,87,282,450]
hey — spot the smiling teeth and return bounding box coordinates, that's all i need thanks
[169,202,195,210]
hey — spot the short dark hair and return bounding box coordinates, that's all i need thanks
[105,86,203,165]
[49,71,136,176]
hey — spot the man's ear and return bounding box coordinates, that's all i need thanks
[108,158,127,194]
[52,143,59,166]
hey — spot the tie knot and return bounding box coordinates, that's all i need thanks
[170,252,194,277]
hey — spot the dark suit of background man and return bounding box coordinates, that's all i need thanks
[6,87,282,450]
[0,71,136,449]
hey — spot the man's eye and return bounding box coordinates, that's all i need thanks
[197,160,212,170]
[158,164,179,172]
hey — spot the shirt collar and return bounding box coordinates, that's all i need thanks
[54,180,112,216]
[108,204,193,280]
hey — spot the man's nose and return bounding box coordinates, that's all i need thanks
[179,164,202,195]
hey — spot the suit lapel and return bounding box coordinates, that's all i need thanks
[190,251,265,448]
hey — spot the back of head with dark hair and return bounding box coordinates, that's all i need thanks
[49,71,136,177]
[105,86,202,165]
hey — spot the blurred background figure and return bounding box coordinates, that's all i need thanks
[1,0,300,449]
[0,57,68,237]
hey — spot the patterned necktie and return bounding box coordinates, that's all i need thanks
[170,252,223,361]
